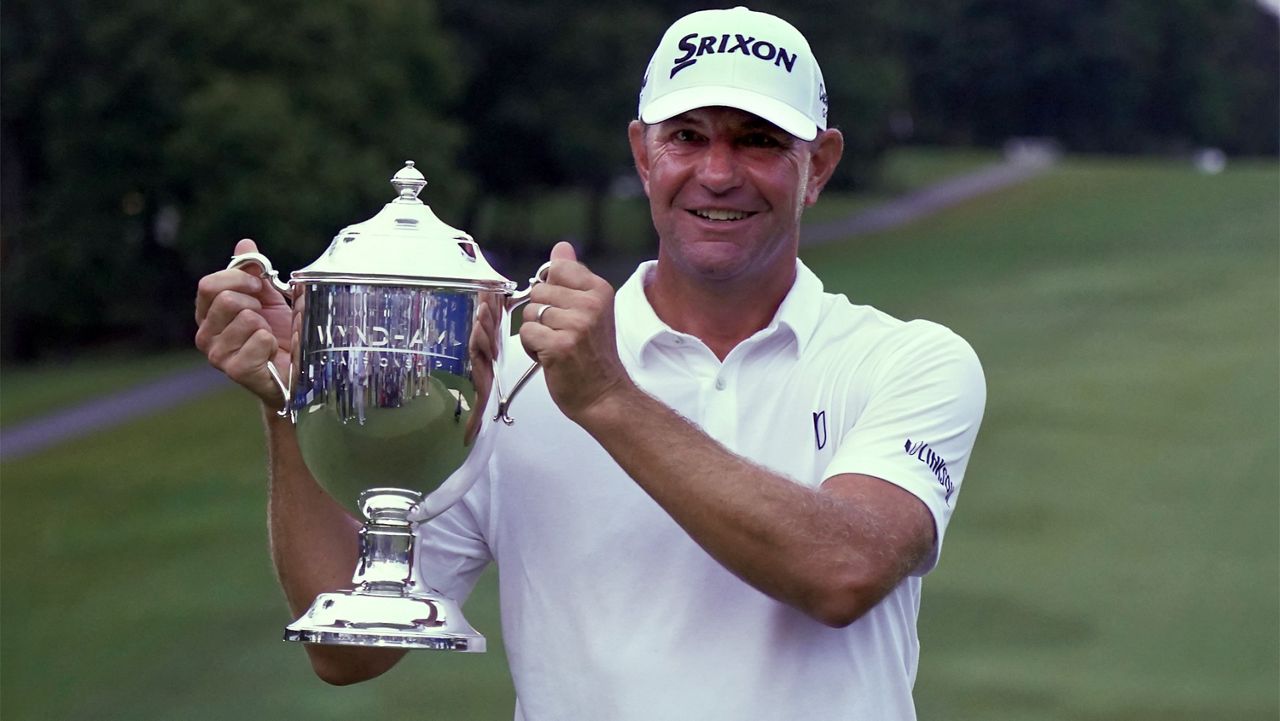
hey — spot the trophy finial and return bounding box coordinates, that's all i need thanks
[391,160,427,202]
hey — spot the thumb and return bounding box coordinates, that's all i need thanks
[550,240,577,263]
[234,237,260,256]
[231,238,280,301]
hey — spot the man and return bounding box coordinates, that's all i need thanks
[194,7,985,719]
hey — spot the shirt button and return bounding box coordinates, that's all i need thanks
[673,337,684,345]
[715,378,727,391]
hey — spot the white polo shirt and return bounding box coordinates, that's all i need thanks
[418,259,986,721]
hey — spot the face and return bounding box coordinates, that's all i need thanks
[629,107,842,285]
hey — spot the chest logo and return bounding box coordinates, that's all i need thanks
[813,410,828,450]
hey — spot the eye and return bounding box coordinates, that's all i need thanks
[671,128,704,143]
[739,132,783,149]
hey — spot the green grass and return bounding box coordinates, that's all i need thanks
[0,350,208,427]
[880,145,1002,191]
[805,156,1279,720]
[0,391,516,720]
[804,145,1002,224]
[2,154,1276,720]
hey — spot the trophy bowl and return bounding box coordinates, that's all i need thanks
[228,162,542,651]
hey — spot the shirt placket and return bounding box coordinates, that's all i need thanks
[699,352,741,452]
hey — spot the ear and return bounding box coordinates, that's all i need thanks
[804,128,844,207]
[628,120,652,197]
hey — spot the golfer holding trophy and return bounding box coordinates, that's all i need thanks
[211,160,550,651]
[195,8,985,718]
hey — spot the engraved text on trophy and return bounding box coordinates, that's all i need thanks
[290,284,490,507]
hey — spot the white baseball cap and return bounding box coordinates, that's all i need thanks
[637,6,828,141]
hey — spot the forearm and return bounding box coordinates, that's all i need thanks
[576,385,923,626]
[263,410,360,615]
[261,410,405,683]
[519,247,929,624]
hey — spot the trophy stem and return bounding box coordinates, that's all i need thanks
[283,488,486,651]
[353,488,419,594]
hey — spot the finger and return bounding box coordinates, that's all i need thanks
[196,271,264,324]
[528,283,600,318]
[225,328,286,403]
[227,238,269,281]
[546,262,597,291]
[470,302,495,364]
[225,238,285,304]
[491,307,501,360]
[205,307,272,370]
[199,288,264,339]
[195,239,269,322]
[522,301,556,327]
[479,297,503,360]
[546,243,603,290]
[518,319,558,361]
[550,241,577,263]
[228,327,278,373]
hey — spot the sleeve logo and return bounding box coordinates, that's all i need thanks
[904,439,955,502]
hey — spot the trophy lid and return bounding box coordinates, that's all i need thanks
[292,161,516,292]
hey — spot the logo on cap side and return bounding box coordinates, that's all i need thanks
[670,32,798,79]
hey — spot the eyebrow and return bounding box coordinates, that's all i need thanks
[664,111,786,134]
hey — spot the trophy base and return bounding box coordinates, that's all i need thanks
[284,590,486,652]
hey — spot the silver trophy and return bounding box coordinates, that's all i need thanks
[227,161,544,651]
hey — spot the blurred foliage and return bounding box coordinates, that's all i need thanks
[1,0,465,359]
[903,0,1280,154]
[1,0,1276,360]
[438,0,904,254]
[436,0,669,256]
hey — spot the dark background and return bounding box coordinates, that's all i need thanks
[2,0,1277,360]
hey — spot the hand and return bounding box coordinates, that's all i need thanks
[465,292,502,443]
[194,238,294,405]
[519,242,632,421]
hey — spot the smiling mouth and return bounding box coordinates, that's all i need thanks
[688,208,758,222]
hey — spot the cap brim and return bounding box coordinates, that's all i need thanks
[640,86,819,141]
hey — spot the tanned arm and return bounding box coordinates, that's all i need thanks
[196,239,406,683]
[520,244,934,627]
[261,413,408,683]
[577,385,932,626]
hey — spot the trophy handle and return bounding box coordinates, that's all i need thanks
[228,251,292,294]
[493,261,552,425]
[226,252,293,415]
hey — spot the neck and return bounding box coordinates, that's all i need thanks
[645,258,797,361]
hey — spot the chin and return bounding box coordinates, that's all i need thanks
[673,247,757,282]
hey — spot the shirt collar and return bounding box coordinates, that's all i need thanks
[615,259,824,366]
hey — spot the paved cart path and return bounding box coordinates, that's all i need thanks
[0,156,1052,463]
[800,154,1053,246]
[0,365,233,461]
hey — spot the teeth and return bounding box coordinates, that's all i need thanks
[693,208,751,221]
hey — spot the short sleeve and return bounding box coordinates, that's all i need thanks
[414,474,494,604]
[822,322,986,575]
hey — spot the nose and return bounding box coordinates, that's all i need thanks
[697,139,742,194]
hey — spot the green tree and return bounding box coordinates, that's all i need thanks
[1,0,465,359]
[744,0,908,188]
[437,0,907,258]
[437,0,667,258]
[902,0,1279,153]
